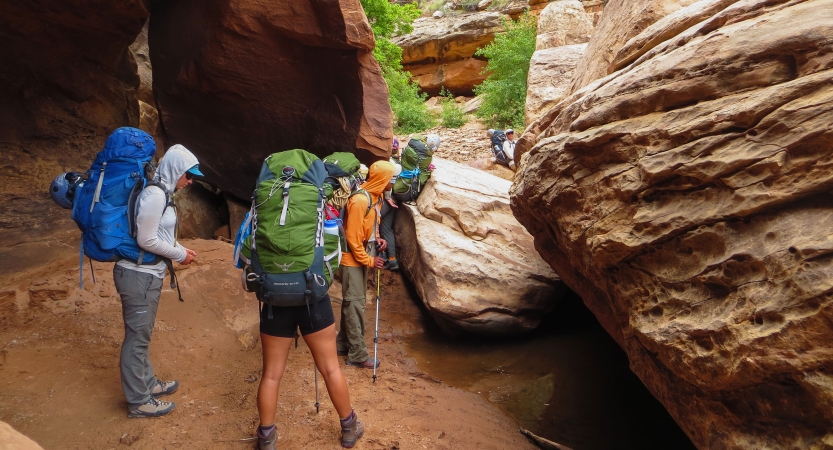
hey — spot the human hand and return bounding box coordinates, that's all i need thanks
[376,238,387,252]
[181,248,196,265]
[387,198,398,209]
[373,257,385,269]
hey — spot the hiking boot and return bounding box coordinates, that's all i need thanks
[384,259,399,271]
[151,380,179,397]
[337,349,348,357]
[257,425,277,450]
[347,358,380,369]
[127,397,175,418]
[341,412,364,448]
[509,161,516,170]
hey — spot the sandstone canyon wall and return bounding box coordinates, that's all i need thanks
[511,0,833,448]
[0,0,150,279]
[149,0,392,200]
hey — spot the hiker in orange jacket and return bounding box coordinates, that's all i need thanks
[337,160,396,369]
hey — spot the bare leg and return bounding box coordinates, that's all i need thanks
[257,333,293,426]
[303,324,353,418]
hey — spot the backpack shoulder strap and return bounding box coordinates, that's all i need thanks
[349,188,375,217]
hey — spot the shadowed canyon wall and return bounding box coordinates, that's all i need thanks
[511,0,833,448]
[0,0,150,278]
[149,0,392,200]
[0,0,392,278]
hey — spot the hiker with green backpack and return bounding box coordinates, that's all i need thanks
[233,150,364,449]
[336,160,396,370]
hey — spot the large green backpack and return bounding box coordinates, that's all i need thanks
[393,138,433,201]
[236,149,335,311]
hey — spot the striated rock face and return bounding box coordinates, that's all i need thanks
[535,0,593,51]
[397,158,564,336]
[511,0,833,448]
[567,0,698,94]
[394,13,504,96]
[150,0,392,199]
[525,44,586,125]
[0,0,149,279]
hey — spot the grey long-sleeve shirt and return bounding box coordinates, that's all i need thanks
[115,144,198,278]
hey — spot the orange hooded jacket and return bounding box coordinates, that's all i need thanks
[342,160,396,268]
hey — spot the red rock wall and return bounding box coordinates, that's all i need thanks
[511,0,833,448]
[0,0,150,280]
[149,0,392,199]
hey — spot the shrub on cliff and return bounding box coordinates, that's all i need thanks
[361,0,434,133]
[439,87,467,128]
[474,13,536,130]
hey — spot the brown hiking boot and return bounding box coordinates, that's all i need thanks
[341,411,364,448]
[257,425,277,450]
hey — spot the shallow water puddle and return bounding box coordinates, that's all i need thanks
[384,283,696,450]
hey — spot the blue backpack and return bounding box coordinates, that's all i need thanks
[71,127,168,269]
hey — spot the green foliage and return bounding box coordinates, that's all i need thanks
[361,0,433,133]
[474,13,536,129]
[438,87,467,128]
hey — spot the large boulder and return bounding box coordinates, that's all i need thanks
[397,158,565,336]
[525,43,586,124]
[511,0,833,448]
[0,0,149,280]
[393,12,504,96]
[150,0,392,200]
[535,0,593,50]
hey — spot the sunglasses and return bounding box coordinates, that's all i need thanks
[185,172,195,180]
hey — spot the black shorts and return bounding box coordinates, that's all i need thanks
[259,295,335,338]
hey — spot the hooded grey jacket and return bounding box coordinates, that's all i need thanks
[115,144,198,278]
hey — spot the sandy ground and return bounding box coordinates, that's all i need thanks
[0,239,537,450]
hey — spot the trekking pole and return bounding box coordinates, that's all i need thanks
[373,268,381,383]
[314,363,320,413]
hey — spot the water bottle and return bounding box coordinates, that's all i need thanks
[324,219,340,236]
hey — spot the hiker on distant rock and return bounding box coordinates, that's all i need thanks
[503,129,516,170]
[380,140,403,271]
[486,129,512,167]
[116,144,200,418]
[337,160,396,369]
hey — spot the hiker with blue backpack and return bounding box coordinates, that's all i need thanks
[50,128,201,419]
[487,128,514,168]
[114,143,201,418]
[337,160,396,370]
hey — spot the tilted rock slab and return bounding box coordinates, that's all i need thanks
[397,158,565,336]
[150,0,392,199]
[511,0,833,448]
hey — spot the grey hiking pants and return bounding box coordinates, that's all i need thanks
[380,200,397,261]
[336,265,369,363]
[113,266,162,406]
